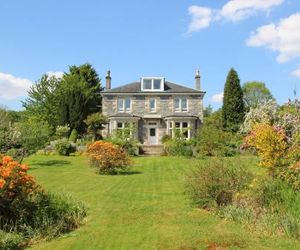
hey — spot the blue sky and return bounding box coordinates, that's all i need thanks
[1,0,300,110]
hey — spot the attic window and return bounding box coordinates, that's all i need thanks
[141,77,164,91]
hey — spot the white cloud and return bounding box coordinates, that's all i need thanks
[0,72,32,100]
[188,6,213,32]
[47,71,64,78]
[220,0,284,21]
[212,92,224,103]
[187,0,284,33]
[246,13,300,63]
[291,68,300,78]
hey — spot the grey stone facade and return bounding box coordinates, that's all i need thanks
[101,76,205,145]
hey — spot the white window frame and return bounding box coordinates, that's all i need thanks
[173,121,190,139]
[118,97,131,112]
[149,98,156,112]
[141,77,164,91]
[174,97,188,112]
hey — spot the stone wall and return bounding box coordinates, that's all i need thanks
[102,94,203,118]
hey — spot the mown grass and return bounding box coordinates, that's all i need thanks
[24,155,300,249]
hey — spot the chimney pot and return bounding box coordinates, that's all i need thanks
[106,70,111,90]
[195,69,201,90]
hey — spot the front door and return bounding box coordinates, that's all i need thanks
[149,127,157,145]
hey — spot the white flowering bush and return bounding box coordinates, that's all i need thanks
[241,100,278,133]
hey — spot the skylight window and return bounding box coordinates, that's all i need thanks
[141,77,164,91]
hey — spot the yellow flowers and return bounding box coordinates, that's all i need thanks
[245,124,287,168]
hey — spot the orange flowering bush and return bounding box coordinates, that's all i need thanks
[86,141,131,174]
[244,124,287,169]
[0,155,37,201]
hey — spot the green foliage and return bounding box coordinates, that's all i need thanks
[164,138,193,157]
[195,125,241,157]
[55,125,70,139]
[222,68,245,132]
[69,129,78,143]
[16,117,51,155]
[203,105,213,117]
[161,134,172,144]
[84,112,107,141]
[23,74,61,133]
[242,81,274,110]
[223,176,300,239]
[54,139,76,156]
[0,191,87,246]
[0,230,23,250]
[58,64,102,133]
[107,124,139,156]
[186,159,253,208]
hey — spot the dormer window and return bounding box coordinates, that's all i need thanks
[141,77,164,91]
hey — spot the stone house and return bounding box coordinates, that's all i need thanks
[101,71,205,146]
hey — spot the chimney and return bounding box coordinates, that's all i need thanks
[106,70,111,90]
[195,69,200,90]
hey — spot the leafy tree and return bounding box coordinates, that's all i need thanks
[58,64,102,133]
[203,105,213,117]
[16,117,51,154]
[242,81,274,110]
[23,75,61,132]
[84,112,107,141]
[204,108,223,129]
[222,68,245,132]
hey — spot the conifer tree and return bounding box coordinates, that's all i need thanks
[222,68,245,132]
[58,64,102,133]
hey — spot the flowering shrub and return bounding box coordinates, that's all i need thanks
[242,99,300,141]
[0,155,87,247]
[244,124,287,169]
[0,155,37,201]
[242,100,278,133]
[245,124,300,190]
[86,141,131,174]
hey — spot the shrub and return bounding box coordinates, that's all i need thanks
[195,125,241,157]
[161,134,171,144]
[86,141,131,174]
[69,129,78,143]
[0,156,37,208]
[164,138,193,157]
[55,125,70,139]
[186,159,252,209]
[0,155,87,247]
[107,125,139,156]
[55,139,76,156]
[0,230,23,250]
[244,124,287,169]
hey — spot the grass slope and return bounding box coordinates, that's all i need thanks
[25,155,299,249]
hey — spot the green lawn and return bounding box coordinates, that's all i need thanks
[24,155,300,250]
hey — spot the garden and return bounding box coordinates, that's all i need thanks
[0,65,299,249]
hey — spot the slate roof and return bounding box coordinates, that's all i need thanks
[102,81,205,94]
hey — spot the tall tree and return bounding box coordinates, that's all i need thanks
[58,63,102,133]
[242,81,274,110]
[222,68,245,132]
[23,74,61,132]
